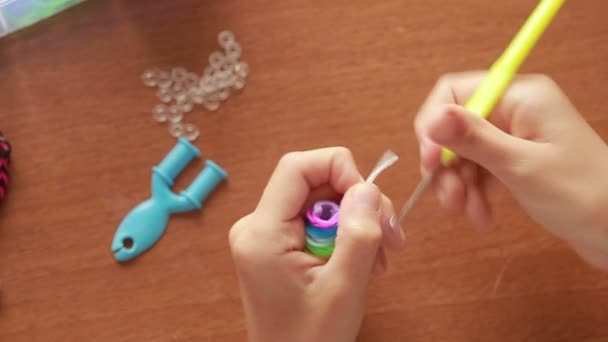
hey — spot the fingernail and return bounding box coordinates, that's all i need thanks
[351,183,381,211]
[382,215,395,233]
[430,109,460,144]
[437,186,447,204]
[419,138,428,157]
[384,215,406,237]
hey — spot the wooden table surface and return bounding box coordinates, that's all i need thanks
[1,1,607,341]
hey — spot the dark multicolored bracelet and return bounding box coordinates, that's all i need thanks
[0,132,11,202]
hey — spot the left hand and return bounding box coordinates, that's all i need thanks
[229,147,405,342]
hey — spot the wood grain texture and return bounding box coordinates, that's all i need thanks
[1,1,607,341]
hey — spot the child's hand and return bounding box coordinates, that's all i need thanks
[229,148,405,342]
[415,72,608,270]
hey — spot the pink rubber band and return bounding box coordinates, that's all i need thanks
[306,200,340,229]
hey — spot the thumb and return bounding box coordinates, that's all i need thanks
[327,183,382,286]
[427,104,530,175]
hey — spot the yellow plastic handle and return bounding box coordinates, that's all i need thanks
[440,0,565,166]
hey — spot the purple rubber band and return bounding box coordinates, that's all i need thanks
[306,200,340,229]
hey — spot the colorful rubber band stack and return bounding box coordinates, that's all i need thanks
[304,200,340,259]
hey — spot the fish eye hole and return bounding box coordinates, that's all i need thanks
[122,238,134,250]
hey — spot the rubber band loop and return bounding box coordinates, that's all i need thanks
[305,242,334,258]
[306,200,340,228]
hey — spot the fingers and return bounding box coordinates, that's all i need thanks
[416,72,562,132]
[416,72,510,139]
[304,189,404,250]
[460,162,493,228]
[423,104,535,180]
[256,147,363,223]
[415,72,564,229]
[433,167,466,214]
[371,248,387,276]
[415,72,568,176]
[300,184,342,216]
[432,160,493,229]
[426,104,518,168]
[326,183,383,287]
[380,195,406,250]
[418,134,442,173]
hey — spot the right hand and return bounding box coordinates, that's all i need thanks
[414,72,608,270]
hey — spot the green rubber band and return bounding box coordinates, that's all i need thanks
[305,241,334,257]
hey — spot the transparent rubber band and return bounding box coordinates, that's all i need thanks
[366,150,399,183]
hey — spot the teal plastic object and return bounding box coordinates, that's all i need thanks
[111,138,227,262]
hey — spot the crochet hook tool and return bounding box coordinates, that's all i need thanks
[391,0,566,228]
